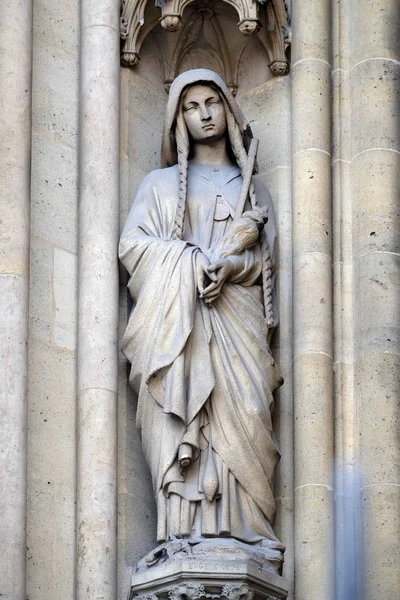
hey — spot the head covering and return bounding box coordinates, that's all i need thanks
[161,69,254,168]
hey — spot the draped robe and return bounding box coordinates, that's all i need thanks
[119,163,283,546]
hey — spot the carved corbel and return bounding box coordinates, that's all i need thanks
[221,583,255,600]
[156,0,260,34]
[168,583,206,600]
[222,0,260,35]
[257,0,290,76]
[120,0,160,66]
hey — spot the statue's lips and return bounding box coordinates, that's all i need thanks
[202,123,215,130]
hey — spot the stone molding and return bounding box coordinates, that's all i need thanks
[120,0,290,77]
[129,557,288,600]
[134,583,262,600]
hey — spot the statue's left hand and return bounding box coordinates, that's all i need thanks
[202,255,245,304]
[196,251,217,297]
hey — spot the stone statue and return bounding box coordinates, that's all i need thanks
[119,69,285,574]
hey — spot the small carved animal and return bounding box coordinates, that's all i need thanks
[213,207,268,258]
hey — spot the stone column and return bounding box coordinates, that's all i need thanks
[332,1,356,599]
[350,2,400,598]
[0,2,32,599]
[77,1,120,598]
[291,2,335,599]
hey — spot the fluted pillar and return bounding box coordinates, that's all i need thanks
[291,2,335,599]
[350,2,400,598]
[0,2,32,599]
[77,1,120,598]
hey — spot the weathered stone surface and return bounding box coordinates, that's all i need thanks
[354,252,400,358]
[33,39,79,147]
[291,1,330,63]
[26,1,80,597]
[130,555,288,600]
[291,60,331,155]
[0,276,29,600]
[239,78,291,173]
[350,59,400,157]
[352,149,400,257]
[294,485,334,598]
[30,132,78,253]
[293,253,332,356]
[292,150,332,255]
[360,484,400,600]
[29,239,53,343]
[0,1,32,597]
[356,352,400,487]
[293,353,334,488]
[53,248,77,351]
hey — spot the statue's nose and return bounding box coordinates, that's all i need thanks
[200,106,212,120]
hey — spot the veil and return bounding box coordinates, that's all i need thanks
[161,69,254,168]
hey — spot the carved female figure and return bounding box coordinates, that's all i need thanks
[119,69,284,568]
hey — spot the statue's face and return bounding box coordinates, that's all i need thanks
[182,84,227,144]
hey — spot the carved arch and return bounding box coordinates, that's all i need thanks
[120,0,290,77]
[164,7,238,94]
[156,0,259,33]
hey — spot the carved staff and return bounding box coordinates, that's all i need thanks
[234,137,259,219]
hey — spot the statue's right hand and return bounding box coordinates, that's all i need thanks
[195,252,217,297]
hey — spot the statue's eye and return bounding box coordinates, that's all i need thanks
[184,104,196,112]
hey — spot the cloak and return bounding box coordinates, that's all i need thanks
[119,70,282,544]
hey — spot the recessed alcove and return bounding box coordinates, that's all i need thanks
[118,4,293,597]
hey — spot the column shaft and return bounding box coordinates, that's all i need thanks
[350,1,400,598]
[291,1,335,599]
[332,1,357,599]
[0,2,32,599]
[77,1,120,598]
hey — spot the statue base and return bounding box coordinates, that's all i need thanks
[130,546,289,600]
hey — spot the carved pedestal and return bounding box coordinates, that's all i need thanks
[129,557,289,600]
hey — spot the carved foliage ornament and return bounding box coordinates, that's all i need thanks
[133,583,279,600]
[157,0,259,34]
[120,0,290,76]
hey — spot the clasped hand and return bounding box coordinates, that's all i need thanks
[196,252,244,305]
[196,206,268,304]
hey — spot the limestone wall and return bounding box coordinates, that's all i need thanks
[27,0,79,598]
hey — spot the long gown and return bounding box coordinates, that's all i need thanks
[119,161,283,547]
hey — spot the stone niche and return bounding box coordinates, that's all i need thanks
[118,1,292,598]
